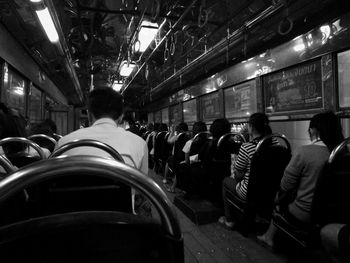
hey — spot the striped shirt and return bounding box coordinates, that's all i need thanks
[234,137,279,200]
[234,141,257,200]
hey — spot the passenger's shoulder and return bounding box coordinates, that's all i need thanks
[122,129,146,145]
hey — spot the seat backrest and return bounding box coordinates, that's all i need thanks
[173,132,190,171]
[189,132,211,156]
[217,132,246,157]
[154,131,167,160]
[161,132,172,161]
[29,134,57,153]
[0,137,46,168]
[147,133,155,153]
[0,156,184,263]
[246,134,291,219]
[311,139,350,227]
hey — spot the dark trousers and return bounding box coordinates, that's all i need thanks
[222,176,239,222]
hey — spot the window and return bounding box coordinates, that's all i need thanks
[338,50,350,108]
[2,66,26,115]
[29,84,42,123]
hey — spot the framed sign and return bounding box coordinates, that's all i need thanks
[147,112,153,123]
[264,60,323,113]
[169,103,182,125]
[200,92,221,120]
[224,80,257,118]
[161,107,169,124]
[338,49,350,108]
[183,99,197,123]
[154,110,162,123]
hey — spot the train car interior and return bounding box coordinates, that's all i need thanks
[0,0,350,262]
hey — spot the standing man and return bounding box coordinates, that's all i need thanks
[56,88,148,174]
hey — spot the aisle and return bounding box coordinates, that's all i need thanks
[148,169,285,263]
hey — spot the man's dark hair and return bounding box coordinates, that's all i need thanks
[88,88,123,120]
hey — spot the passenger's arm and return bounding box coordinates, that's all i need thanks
[182,140,192,164]
[280,149,304,192]
[232,145,249,181]
[140,142,149,175]
[167,133,177,144]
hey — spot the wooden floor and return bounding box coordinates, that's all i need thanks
[148,169,286,263]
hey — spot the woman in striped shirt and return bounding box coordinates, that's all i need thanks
[220,113,273,228]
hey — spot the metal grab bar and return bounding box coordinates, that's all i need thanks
[50,139,124,163]
[0,156,182,238]
[328,137,350,164]
[255,133,291,153]
[217,132,246,148]
[28,134,58,148]
[0,155,16,174]
[53,133,63,141]
[0,137,46,160]
[192,131,211,142]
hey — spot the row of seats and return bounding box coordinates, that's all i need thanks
[0,138,184,262]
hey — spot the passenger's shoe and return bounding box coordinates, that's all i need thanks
[218,216,235,229]
[256,234,274,251]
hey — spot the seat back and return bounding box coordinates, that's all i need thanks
[247,134,291,220]
[52,133,63,141]
[29,134,57,153]
[311,138,350,227]
[0,156,184,263]
[0,137,46,168]
[217,132,246,157]
[189,131,211,156]
[46,139,132,215]
[173,132,190,172]
[154,131,167,162]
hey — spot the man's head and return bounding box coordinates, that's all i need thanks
[88,88,124,121]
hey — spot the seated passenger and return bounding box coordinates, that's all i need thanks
[182,121,207,164]
[0,104,50,160]
[258,111,344,248]
[220,113,273,228]
[29,119,57,153]
[163,122,188,182]
[56,88,148,174]
[181,118,230,199]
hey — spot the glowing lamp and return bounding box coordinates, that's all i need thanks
[119,61,136,77]
[35,7,59,43]
[137,21,159,52]
[112,81,123,92]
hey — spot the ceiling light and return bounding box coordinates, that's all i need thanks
[137,21,159,52]
[112,81,123,92]
[119,61,136,77]
[30,0,42,2]
[35,7,59,43]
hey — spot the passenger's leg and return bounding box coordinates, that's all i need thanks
[220,177,238,228]
[257,220,277,248]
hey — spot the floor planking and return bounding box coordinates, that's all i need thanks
[148,169,286,263]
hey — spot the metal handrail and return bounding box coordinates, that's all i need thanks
[0,156,182,238]
[328,137,350,164]
[256,133,291,153]
[53,133,63,140]
[192,131,211,142]
[217,132,246,148]
[0,155,16,174]
[50,139,125,163]
[0,137,46,160]
[28,134,58,148]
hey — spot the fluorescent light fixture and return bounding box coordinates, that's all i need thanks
[30,0,42,2]
[36,7,59,43]
[112,81,123,92]
[119,61,136,77]
[12,86,24,96]
[137,21,159,52]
